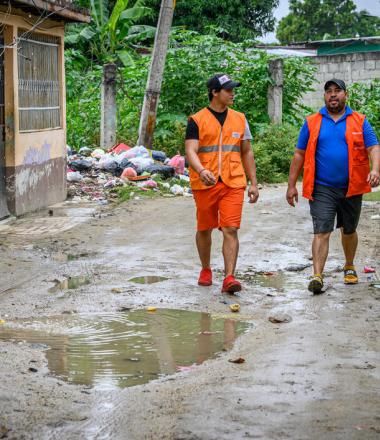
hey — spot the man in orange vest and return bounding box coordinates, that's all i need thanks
[286,79,380,294]
[185,73,259,293]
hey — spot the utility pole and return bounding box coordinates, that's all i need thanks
[137,0,175,148]
[100,63,117,149]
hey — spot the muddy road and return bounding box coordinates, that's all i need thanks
[0,185,379,440]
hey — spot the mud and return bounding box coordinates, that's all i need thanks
[0,185,379,439]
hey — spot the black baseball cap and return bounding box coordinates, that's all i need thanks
[324,78,347,91]
[207,74,241,91]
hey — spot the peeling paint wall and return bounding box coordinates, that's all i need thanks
[1,9,67,216]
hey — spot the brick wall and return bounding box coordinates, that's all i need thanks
[301,52,380,110]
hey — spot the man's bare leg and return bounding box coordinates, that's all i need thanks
[312,232,331,275]
[221,227,239,276]
[340,229,358,267]
[196,230,212,269]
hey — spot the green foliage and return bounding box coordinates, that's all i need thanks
[65,49,102,147]
[253,123,300,183]
[143,0,279,42]
[348,79,380,137]
[363,191,380,202]
[276,0,380,44]
[66,30,315,159]
[65,0,154,65]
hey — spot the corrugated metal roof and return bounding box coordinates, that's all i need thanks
[9,0,90,23]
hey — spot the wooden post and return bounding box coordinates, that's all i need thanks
[137,0,175,148]
[100,63,117,149]
[268,59,283,124]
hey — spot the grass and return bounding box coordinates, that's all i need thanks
[363,191,380,202]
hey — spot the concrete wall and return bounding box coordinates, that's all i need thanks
[1,9,66,216]
[301,51,380,110]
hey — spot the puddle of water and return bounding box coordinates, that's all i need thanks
[49,276,91,293]
[0,309,249,390]
[128,276,168,284]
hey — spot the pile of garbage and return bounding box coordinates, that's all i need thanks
[66,143,191,204]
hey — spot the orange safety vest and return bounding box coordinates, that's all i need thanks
[303,111,371,200]
[189,108,247,190]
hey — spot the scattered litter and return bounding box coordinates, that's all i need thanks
[152,150,167,162]
[69,159,93,171]
[28,367,38,373]
[91,148,105,159]
[145,164,175,178]
[370,283,380,289]
[229,304,240,313]
[228,357,245,364]
[66,144,192,203]
[176,364,197,372]
[285,263,312,272]
[170,184,184,195]
[364,266,376,273]
[67,171,83,182]
[370,214,380,220]
[146,306,157,312]
[109,143,131,154]
[268,313,292,323]
[111,288,123,293]
[0,319,5,325]
[121,167,137,180]
[168,154,185,175]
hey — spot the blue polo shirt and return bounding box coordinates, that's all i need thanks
[297,106,379,188]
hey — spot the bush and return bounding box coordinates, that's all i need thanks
[253,123,299,183]
[66,30,315,156]
[348,79,380,137]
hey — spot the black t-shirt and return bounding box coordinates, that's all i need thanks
[185,107,228,140]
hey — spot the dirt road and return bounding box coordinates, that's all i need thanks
[0,185,379,439]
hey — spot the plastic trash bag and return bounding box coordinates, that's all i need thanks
[67,171,83,182]
[68,159,93,171]
[129,156,154,173]
[78,146,92,156]
[170,184,184,195]
[152,150,167,162]
[168,155,185,175]
[144,164,175,179]
[123,145,150,160]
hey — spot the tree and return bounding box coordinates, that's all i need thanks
[66,0,155,66]
[276,0,380,44]
[143,0,279,42]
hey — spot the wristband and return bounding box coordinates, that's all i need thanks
[199,168,206,175]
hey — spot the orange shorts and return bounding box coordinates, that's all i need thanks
[192,180,245,231]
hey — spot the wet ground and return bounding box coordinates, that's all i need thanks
[0,185,379,439]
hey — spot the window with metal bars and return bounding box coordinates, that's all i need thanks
[18,31,61,131]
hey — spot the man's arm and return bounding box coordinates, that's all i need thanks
[367,144,380,187]
[241,140,259,203]
[185,139,216,186]
[286,148,306,207]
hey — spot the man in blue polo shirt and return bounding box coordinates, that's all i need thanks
[286,78,380,294]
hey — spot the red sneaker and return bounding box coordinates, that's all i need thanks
[198,268,212,286]
[222,275,242,293]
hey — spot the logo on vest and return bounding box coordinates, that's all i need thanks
[232,132,241,139]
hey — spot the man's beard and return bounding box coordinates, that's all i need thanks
[326,102,345,113]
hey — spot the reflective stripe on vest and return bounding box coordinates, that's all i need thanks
[198,145,241,153]
[302,111,371,200]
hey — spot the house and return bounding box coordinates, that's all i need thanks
[0,0,90,220]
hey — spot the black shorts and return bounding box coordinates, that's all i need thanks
[309,184,362,234]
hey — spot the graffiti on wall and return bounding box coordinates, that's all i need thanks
[23,141,51,166]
